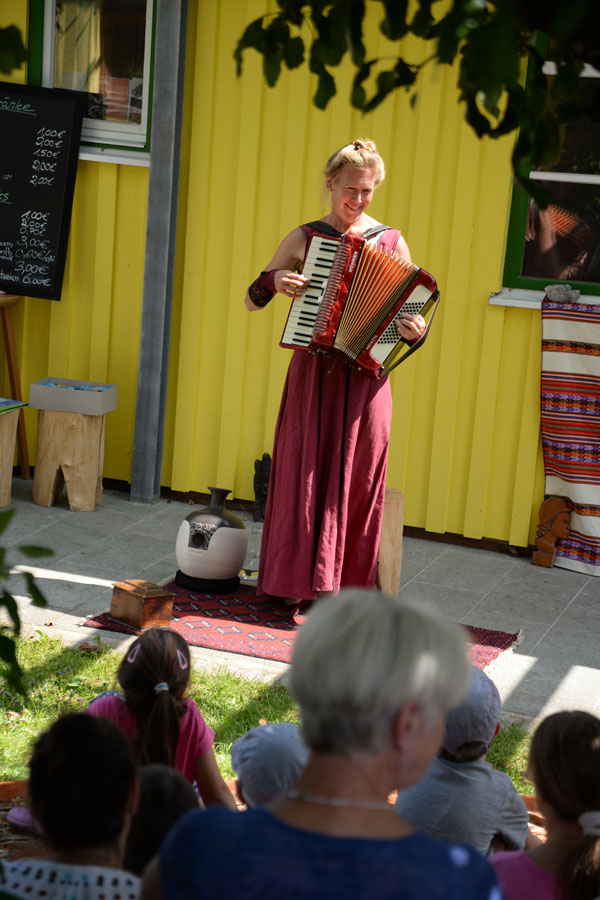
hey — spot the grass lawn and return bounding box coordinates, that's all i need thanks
[0,631,532,793]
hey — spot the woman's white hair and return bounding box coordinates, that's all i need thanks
[289,588,470,756]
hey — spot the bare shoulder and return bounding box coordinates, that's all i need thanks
[264,226,307,271]
[278,226,307,259]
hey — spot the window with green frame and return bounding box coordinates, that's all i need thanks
[503,63,600,298]
[28,0,155,155]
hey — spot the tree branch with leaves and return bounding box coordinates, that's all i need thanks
[234,0,600,195]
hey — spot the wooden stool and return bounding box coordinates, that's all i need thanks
[0,409,20,507]
[376,489,404,596]
[32,410,106,512]
[0,295,29,478]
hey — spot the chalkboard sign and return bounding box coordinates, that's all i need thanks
[0,82,85,301]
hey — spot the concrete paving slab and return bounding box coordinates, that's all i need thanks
[398,580,483,620]
[470,582,581,626]
[412,545,520,593]
[2,483,599,725]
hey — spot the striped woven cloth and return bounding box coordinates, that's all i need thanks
[541,297,600,575]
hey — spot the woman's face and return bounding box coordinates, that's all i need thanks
[327,167,377,228]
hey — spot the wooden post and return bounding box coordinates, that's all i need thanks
[0,409,19,507]
[0,295,29,478]
[377,489,404,597]
[32,410,106,512]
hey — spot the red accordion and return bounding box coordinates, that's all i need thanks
[280,234,439,378]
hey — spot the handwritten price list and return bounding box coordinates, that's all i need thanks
[0,83,84,300]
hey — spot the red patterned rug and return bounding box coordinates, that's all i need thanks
[82,581,519,667]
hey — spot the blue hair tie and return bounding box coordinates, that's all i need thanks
[154,682,169,694]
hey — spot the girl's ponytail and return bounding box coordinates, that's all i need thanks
[117,629,192,768]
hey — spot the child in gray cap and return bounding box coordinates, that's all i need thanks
[395,664,535,856]
[231,722,309,807]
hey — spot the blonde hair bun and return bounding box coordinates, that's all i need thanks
[324,138,385,185]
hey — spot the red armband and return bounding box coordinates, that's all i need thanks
[248,270,277,308]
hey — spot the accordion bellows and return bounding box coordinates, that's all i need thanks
[280,234,439,378]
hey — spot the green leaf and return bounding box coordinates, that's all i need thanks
[410,0,435,38]
[351,61,374,109]
[0,633,24,695]
[233,17,266,75]
[312,64,336,109]
[393,58,416,88]
[462,95,491,137]
[434,11,463,65]
[263,52,282,87]
[17,545,53,559]
[283,36,305,69]
[0,591,20,635]
[380,0,409,40]
[276,0,305,28]
[315,8,347,67]
[0,509,15,537]
[347,0,366,67]
[363,69,397,113]
[0,25,28,75]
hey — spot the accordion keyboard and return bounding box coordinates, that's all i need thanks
[280,236,340,348]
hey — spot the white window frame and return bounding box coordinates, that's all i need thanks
[42,0,154,151]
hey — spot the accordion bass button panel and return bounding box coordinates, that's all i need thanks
[368,281,436,367]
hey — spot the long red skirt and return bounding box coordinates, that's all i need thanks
[257,351,392,602]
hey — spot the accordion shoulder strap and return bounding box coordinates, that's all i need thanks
[371,227,402,252]
[301,221,398,244]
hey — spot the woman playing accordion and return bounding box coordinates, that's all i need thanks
[244,139,427,613]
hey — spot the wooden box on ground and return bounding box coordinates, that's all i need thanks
[110,580,174,630]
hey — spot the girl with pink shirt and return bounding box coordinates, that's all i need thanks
[89,628,236,811]
[491,711,600,900]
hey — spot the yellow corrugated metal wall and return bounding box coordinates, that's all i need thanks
[4,1,148,482]
[166,0,544,547]
[4,0,544,547]
[16,163,148,482]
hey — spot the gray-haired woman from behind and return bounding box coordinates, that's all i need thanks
[141,589,502,900]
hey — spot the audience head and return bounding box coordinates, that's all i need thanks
[28,712,136,853]
[441,664,501,763]
[289,588,470,758]
[118,628,191,766]
[123,764,199,876]
[529,710,600,898]
[231,723,309,807]
[324,139,385,187]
